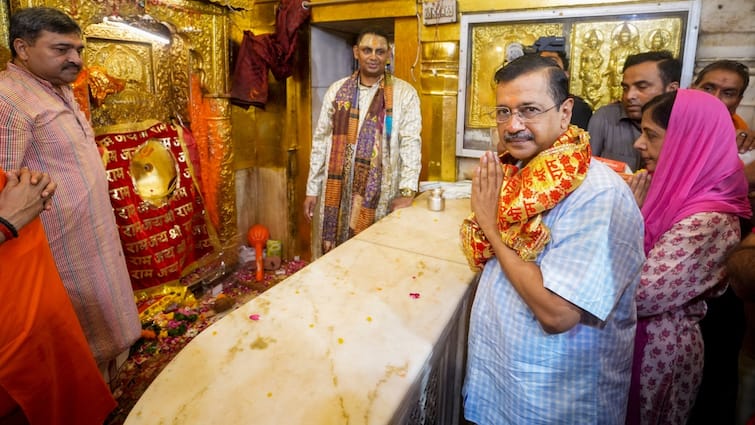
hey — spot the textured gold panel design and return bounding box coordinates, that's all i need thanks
[144,1,236,253]
[311,0,416,22]
[12,0,143,26]
[571,18,682,109]
[419,41,459,96]
[83,22,173,127]
[146,1,229,96]
[0,1,9,68]
[12,0,237,259]
[458,4,693,157]
[205,0,254,8]
[468,23,562,128]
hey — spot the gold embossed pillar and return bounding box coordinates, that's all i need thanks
[419,40,459,181]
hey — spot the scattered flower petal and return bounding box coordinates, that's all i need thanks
[249,314,260,321]
[410,292,420,299]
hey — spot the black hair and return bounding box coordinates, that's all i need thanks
[354,27,391,46]
[642,90,678,130]
[553,51,569,72]
[693,60,750,97]
[494,54,569,107]
[9,7,81,57]
[623,50,681,86]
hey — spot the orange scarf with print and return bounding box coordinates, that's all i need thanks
[461,126,591,270]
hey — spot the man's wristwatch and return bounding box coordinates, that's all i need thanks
[399,188,417,198]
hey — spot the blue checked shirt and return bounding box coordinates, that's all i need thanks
[463,159,645,425]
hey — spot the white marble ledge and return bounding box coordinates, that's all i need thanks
[126,237,477,425]
[353,194,472,265]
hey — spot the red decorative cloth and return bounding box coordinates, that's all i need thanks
[230,0,311,109]
[95,120,221,290]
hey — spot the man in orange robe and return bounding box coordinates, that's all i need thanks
[0,168,116,424]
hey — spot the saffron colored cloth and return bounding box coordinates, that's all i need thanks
[0,63,141,365]
[460,126,591,268]
[0,171,116,424]
[230,0,311,109]
[462,159,645,425]
[71,66,125,120]
[734,113,750,131]
[306,74,421,258]
[628,213,741,425]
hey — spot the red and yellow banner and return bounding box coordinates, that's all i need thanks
[95,120,220,290]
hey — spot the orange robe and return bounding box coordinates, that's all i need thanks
[0,170,116,424]
[734,113,750,131]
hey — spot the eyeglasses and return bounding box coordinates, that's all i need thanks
[490,103,561,124]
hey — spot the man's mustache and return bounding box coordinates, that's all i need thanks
[63,63,81,72]
[503,131,534,142]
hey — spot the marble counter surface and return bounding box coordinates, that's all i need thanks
[125,196,476,425]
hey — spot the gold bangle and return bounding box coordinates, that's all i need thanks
[399,188,417,198]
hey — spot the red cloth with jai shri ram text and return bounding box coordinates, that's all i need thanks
[95,120,220,290]
[0,169,115,424]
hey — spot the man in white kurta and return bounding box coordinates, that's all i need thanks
[304,29,421,258]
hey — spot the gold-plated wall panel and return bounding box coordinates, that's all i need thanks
[311,0,418,23]
[12,0,238,257]
[0,1,9,67]
[439,95,458,181]
[83,23,176,127]
[419,41,459,96]
[11,0,143,25]
[232,78,288,170]
[571,18,682,108]
[419,40,459,182]
[231,4,278,38]
[419,23,461,43]
[420,94,459,182]
[468,23,563,128]
[147,1,229,96]
[394,17,421,89]
[457,0,635,13]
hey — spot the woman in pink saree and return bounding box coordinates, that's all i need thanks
[625,89,752,424]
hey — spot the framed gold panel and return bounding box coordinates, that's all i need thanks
[456,1,701,157]
[83,22,174,128]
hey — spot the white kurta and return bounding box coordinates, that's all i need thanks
[305,75,422,258]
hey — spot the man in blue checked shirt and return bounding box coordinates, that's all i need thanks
[460,54,645,424]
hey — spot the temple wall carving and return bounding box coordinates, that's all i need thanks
[7,0,240,274]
